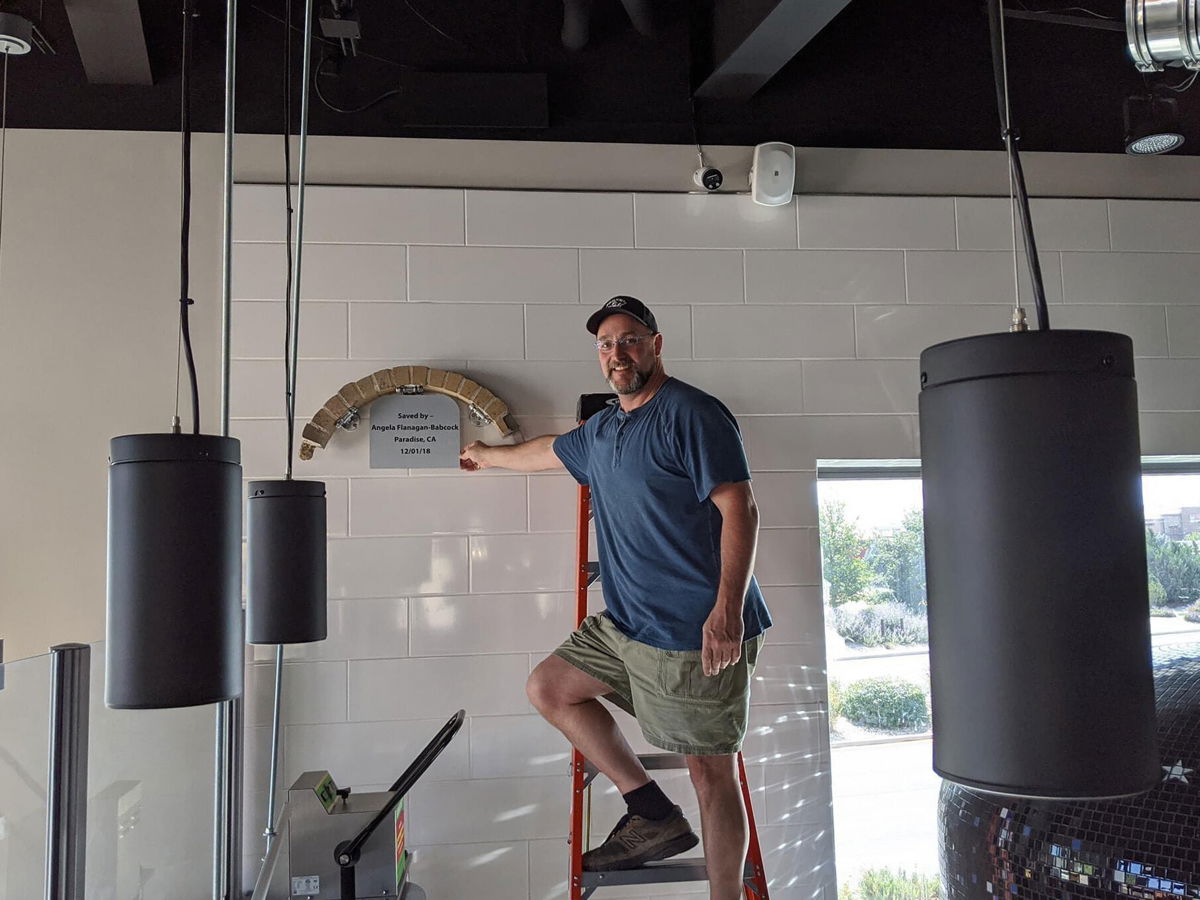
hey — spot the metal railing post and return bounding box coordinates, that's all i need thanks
[45,642,90,900]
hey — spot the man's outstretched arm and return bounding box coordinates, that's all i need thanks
[460,436,565,472]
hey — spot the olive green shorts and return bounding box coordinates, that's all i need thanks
[552,612,763,756]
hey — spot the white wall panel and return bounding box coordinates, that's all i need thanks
[1130,359,1200,411]
[406,776,568,844]
[746,250,905,304]
[410,246,579,302]
[305,186,465,245]
[350,474,528,536]
[528,474,582,532]
[244,660,347,727]
[752,472,818,527]
[854,304,1014,358]
[741,415,920,468]
[470,532,577,592]
[253,596,409,662]
[667,360,806,414]
[1109,199,1200,253]
[581,248,746,304]
[349,654,533,721]
[232,242,408,301]
[760,586,827,647]
[232,300,348,358]
[693,305,855,359]
[467,190,634,247]
[327,535,469,599]
[409,593,575,656]
[905,251,1063,305]
[801,360,920,415]
[797,196,955,250]
[469,714,571,779]
[955,197,1110,251]
[1062,251,1200,304]
[634,193,798,249]
[350,302,526,360]
[1053,305,1169,357]
[1167,305,1200,356]
[409,841,531,900]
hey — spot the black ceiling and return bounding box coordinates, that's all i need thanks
[3,0,1197,156]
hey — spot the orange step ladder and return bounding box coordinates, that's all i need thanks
[566,393,770,900]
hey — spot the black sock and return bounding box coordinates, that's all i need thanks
[623,780,674,820]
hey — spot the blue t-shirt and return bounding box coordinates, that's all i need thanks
[553,377,772,651]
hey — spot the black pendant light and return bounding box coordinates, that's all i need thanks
[106,0,243,709]
[917,0,1157,799]
[244,0,327,650]
[246,0,327,863]
[920,331,1157,798]
[246,480,327,645]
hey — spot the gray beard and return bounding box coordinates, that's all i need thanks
[608,367,648,395]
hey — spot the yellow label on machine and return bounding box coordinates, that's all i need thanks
[394,797,408,889]
[314,773,338,813]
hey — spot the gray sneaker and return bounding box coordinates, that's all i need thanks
[581,805,700,871]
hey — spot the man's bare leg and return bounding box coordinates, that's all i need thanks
[527,654,649,794]
[687,754,747,900]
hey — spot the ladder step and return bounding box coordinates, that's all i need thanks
[580,858,757,887]
[583,753,687,781]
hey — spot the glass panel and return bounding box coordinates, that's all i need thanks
[818,477,937,898]
[0,650,51,900]
[819,463,1200,900]
[1143,473,1200,644]
[86,641,216,900]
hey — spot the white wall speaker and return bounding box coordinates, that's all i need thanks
[749,142,796,207]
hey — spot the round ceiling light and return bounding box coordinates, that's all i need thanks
[1124,92,1187,155]
[0,12,32,55]
[1127,130,1187,154]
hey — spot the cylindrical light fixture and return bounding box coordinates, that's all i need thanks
[106,433,243,709]
[246,480,328,645]
[1124,92,1186,155]
[1127,0,1200,71]
[0,12,33,54]
[919,330,1158,799]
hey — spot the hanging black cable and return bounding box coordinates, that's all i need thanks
[284,0,296,475]
[179,0,202,432]
[105,0,243,714]
[986,0,1051,330]
[313,54,401,114]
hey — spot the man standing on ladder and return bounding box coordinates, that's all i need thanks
[460,296,771,900]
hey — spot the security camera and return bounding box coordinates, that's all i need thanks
[693,166,723,192]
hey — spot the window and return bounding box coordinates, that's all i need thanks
[817,457,1200,899]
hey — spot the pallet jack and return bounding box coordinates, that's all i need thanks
[251,709,465,900]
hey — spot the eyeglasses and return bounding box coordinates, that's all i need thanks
[594,333,656,353]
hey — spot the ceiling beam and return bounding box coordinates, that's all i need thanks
[63,0,153,85]
[695,0,853,100]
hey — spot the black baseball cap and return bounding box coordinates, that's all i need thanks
[586,295,659,335]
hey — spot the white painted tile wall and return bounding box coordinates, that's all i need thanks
[231,186,1200,899]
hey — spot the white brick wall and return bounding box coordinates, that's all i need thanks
[231,186,1200,899]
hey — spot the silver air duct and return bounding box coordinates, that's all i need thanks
[1127,0,1200,71]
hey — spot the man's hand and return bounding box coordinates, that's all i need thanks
[459,441,494,471]
[701,604,744,677]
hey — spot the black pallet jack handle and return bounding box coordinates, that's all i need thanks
[335,709,466,899]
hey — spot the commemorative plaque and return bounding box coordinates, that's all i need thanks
[369,392,461,469]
